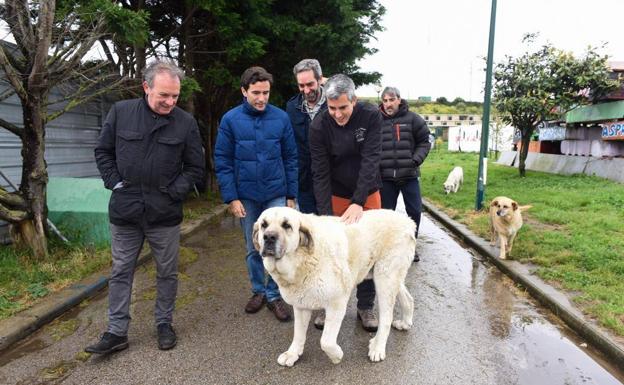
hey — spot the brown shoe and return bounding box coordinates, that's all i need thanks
[267,299,292,322]
[245,293,266,313]
[357,308,378,332]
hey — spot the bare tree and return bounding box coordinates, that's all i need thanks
[0,0,146,258]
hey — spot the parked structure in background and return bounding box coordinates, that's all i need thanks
[496,61,624,184]
[447,124,514,153]
[524,61,624,158]
[420,114,483,139]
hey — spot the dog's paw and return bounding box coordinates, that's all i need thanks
[392,320,412,330]
[277,351,300,367]
[368,344,386,362]
[368,337,387,362]
[324,346,343,364]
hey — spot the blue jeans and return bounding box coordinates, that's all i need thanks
[297,189,317,214]
[380,178,422,238]
[240,196,286,302]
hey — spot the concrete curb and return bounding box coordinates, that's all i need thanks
[422,198,624,368]
[0,204,229,353]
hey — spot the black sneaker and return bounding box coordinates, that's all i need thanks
[157,323,177,350]
[85,332,128,354]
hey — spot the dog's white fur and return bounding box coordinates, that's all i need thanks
[489,196,530,259]
[443,166,463,194]
[253,207,416,366]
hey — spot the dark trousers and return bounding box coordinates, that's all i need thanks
[108,222,180,336]
[297,189,318,214]
[380,178,422,238]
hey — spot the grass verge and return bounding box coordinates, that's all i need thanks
[421,147,624,336]
[0,192,220,320]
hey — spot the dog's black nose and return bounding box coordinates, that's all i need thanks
[264,231,277,243]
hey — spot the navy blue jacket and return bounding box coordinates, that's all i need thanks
[95,98,205,226]
[286,93,327,192]
[214,101,298,203]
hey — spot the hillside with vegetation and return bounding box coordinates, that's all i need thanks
[361,96,484,115]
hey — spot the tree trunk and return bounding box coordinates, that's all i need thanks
[182,1,196,114]
[133,0,146,79]
[518,130,532,177]
[15,98,49,259]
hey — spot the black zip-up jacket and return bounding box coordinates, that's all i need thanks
[379,99,430,180]
[95,98,205,226]
[309,102,382,215]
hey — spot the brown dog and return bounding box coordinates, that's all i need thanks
[489,196,531,259]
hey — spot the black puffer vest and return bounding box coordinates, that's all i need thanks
[379,100,430,181]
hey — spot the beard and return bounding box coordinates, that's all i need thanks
[304,88,321,104]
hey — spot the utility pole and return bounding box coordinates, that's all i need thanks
[475,0,497,211]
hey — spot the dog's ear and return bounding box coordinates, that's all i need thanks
[491,200,498,207]
[298,218,314,252]
[252,221,261,251]
[512,201,518,211]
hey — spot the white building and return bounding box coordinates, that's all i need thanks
[447,124,515,153]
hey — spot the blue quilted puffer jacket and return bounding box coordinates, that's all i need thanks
[215,101,298,203]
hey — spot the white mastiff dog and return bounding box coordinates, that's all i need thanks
[253,207,416,366]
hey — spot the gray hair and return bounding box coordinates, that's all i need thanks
[143,60,185,87]
[325,74,356,101]
[382,86,401,99]
[293,59,322,80]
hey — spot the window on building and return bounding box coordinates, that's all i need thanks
[447,116,452,120]
[436,116,440,120]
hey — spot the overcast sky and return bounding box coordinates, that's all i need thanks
[356,0,624,101]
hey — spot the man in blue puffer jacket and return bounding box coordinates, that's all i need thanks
[215,66,298,322]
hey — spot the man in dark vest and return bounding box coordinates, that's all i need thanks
[379,86,430,262]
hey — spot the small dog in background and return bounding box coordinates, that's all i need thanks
[489,196,531,259]
[443,166,463,194]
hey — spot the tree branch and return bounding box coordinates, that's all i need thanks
[99,37,119,71]
[0,116,23,137]
[5,0,36,58]
[0,201,29,223]
[0,186,27,210]
[0,87,16,103]
[46,76,133,123]
[0,44,28,100]
[28,0,55,91]
[52,20,107,86]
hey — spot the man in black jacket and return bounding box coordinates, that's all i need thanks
[379,87,430,262]
[86,60,205,354]
[309,74,382,332]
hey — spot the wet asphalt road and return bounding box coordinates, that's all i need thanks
[0,212,623,385]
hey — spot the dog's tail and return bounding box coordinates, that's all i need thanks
[519,205,533,211]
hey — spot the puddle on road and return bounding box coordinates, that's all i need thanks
[0,289,106,368]
[0,338,47,367]
[421,213,624,384]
